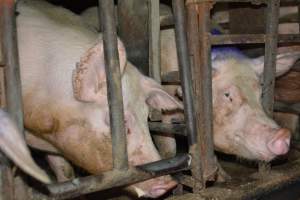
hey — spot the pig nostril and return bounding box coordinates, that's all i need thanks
[268,138,290,155]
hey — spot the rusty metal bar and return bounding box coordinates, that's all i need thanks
[0,0,24,134]
[262,0,280,121]
[259,0,280,175]
[186,1,219,191]
[148,0,161,83]
[99,0,128,171]
[47,154,191,199]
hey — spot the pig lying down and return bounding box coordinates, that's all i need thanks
[81,6,300,161]
[2,0,185,198]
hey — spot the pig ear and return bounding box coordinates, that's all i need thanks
[142,77,183,111]
[251,46,300,77]
[72,38,127,103]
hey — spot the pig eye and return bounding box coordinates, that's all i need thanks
[224,92,233,102]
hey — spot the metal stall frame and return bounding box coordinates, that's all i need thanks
[160,0,300,199]
[2,0,300,199]
[0,0,26,199]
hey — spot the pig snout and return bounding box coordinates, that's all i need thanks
[267,128,291,156]
[130,175,177,198]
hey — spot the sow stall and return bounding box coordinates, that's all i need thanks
[0,0,300,199]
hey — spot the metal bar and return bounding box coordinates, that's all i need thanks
[148,0,161,83]
[169,157,300,199]
[259,0,280,175]
[0,154,14,200]
[0,1,24,199]
[148,0,162,122]
[211,34,300,45]
[274,101,300,114]
[262,0,280,120]
[99,0,128,170]
[47,154,191,199]
[187,0,267,3]
[186,1,219,191]
[149,122,186,136]
[172,0,196,145]
[0,0,24,134]
[298,5,300,33]
[188,0,299,3]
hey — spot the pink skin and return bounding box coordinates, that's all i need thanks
[212,58,291,161]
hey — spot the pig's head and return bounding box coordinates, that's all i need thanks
[72,38,182,198]
[211,46,300,161]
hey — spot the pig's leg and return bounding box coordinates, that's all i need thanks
[46,154,75,182]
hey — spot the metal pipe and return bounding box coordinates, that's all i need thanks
[47,154,191,199]
[0,1,23,198]
[186,1,218,191]
[172,0,196,145]
[259,0,280,175]
[274,101,300,114]
[149,122,186,136]
[98,0,128,171]
[211,34,300,45]
[0,0,24,134]
[187,0,266,3]
[262,0,280,122]
[148,0,161,83]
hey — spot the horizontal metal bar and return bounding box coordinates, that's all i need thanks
[149,122,186,136]
[212,34,300,45]
[186,0,267,4]
[187,0,300,3]
[162,71,180,84]
[167,159,300,200]
[274,101,300,114]
[47,154,191,199]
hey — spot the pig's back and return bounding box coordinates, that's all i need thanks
[16,0,102,131]
[17,0,98,105]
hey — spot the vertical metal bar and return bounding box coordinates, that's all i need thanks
[99,0,128,170]
[172,0,197,192]
[298,5,300,33]
[186,1,218,191]
[1,0,24,134]
[148,0,161,83]
[0,1,24,199]
[260,0,280,174]
[172,0,196,152]
[0,154,14,200]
